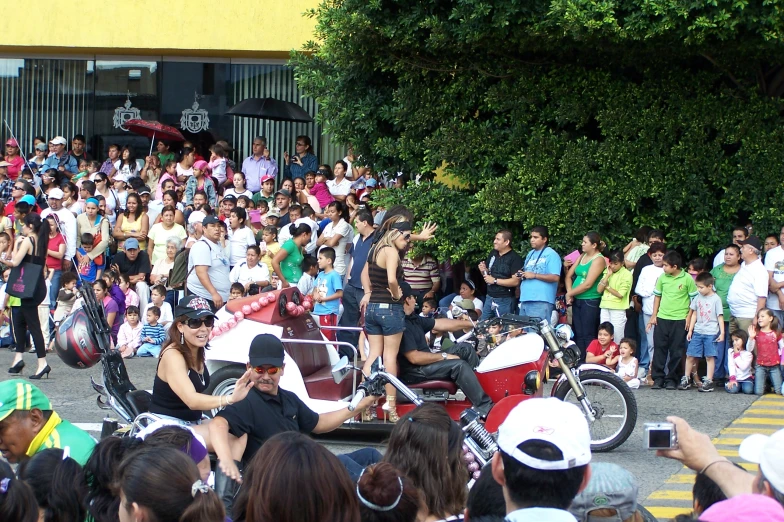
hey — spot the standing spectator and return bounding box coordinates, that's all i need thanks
[647,251,698,390]
[242,136,279,193]
[224,172,253,200]
[3,138,26,180]
[69,134,90,163]
[328,160,352,202]
[337,210,375,348]
[41,187,76,272]
[117,145,139,179]
[252,173,276,207]
[283,135,318,181]
[227,207,257,269]
[147,206,186,266]
[479,229,524,320]
[518,225,562,324]
[766,226,784,325]
[75,197,110,275]
[186,215,231,310]
[711,244,741,384]
[312,247,343,341]
[402,251,440,306]
[44,214,66,301]
[113,192,149,251]
[765,234,780,257]
[111,238,152,313]
[635,242,666,378]
[683,272,725,392]
[566,232,607,360]
[728,236,769,333]
[748,308,784,395]
[93,172,119,226]
[598,250,633,345]
[274,189,293,227]
[42,136,78,178]
[713,226,749,268]
[27,142,48,175]
[141,154,162,194]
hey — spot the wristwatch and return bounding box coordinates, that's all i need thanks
[493,278,498,285]
[441,352,448,360]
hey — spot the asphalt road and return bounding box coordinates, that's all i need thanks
[0,350,759,501]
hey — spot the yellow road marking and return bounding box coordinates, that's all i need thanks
[645,507,693,519]
[721,427,778,435]
[711,438,746,445]
[733,417,784,425]
[665,474,696,484]
[744,409,784,415]
[717,448,739,457]
[648,490,693,500]
[738,462,758,471]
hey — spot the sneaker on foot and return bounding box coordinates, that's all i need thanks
[677,376,691,390]
[638,368,648,380]
[700,378,715,392]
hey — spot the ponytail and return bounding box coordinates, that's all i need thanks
[23,212,50,258]
[289,223,312,238]
[17,448,87,522]
[179,485,224,522]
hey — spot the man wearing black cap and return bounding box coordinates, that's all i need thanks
[219,194,237,223]
[397,282,494,417]
[210,334,379,502]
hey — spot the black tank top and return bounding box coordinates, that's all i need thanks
[149,350,210,422]
[368,245,404,304]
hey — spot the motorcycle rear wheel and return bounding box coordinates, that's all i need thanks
[553,369,637,452]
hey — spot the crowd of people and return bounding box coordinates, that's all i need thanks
[1,132,784,520]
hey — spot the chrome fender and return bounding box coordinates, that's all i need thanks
[549,363,614,397]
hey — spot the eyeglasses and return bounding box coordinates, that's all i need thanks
[252,366,282,375]
[296,142,305,146]
[12,186,23,191]
[186,317,215,329]
[402,233,411,241]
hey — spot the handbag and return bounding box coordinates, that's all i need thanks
[6,240,43,299]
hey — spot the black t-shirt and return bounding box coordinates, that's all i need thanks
[113,250,151,279]
[217,386,319,462]
[399,314,436,372]
[485,249,524,298]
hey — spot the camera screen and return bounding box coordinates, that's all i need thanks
[648,429,672,449]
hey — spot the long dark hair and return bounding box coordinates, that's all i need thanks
[164,316,205,369]
[23,212,51,258]
[115,446,224,522]
[239,432,360,522]
[288,222,312,240]
[83,436,143,522]
[120,145,136,168]
[18,448,87,522]
[123,193,144,221]
[0,460,38,522]
[327,200,349,222]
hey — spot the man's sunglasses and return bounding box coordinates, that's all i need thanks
[252,366,282,375]
[186,317,215,329]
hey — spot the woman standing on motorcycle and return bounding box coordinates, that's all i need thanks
[148,295,253,457]
[360,216,412,423]
[565,232,607,362]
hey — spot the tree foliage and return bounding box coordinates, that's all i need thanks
[292,0,784,261]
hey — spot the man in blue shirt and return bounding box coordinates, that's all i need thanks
[43,136,78,178]
[336,210,375,352]
[518,226,562,324]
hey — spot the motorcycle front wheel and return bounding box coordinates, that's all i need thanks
[553,369,637,452]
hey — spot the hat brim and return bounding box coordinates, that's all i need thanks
[249,356,285,368]
[177,308,216,320]
[739,433,767,464]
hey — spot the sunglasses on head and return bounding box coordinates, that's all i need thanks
[186,316,215,329]
[252,366,282,375]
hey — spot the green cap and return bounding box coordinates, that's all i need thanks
[0,380,52,422]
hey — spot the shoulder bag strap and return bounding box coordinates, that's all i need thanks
[183,239,212,294]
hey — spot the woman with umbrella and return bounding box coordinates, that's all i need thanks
[283,136,318,181]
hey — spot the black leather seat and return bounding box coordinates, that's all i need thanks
[125,390,152,417]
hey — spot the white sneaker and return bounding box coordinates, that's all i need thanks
[637,368,647,379]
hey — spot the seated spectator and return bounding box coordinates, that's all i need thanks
[0,460,38,522]
[585,322,619,370]
[18,448,87,522]
[137,422,211,482]
[102,270,127,319]
[357,462,420,522]
[421,297,438,317]
[726,330,754,394]
[234,432,359,522]
[119,273,139,309]
[117,305,143,358]
[441,279,483,316]
[111,237,151,312]
[615,338,641,389]
[136,306,166,358]
[229,245,270,293]
[569,462,643,522]
[491,398,592,520]
[93,280,120,342]
[185,160,217,207]
[147,205,186,266]
[383,404,467,522]
[115,446,225,522]
[142,284,172,330]
[229,282,245,300]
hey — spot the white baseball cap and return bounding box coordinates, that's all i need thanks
[739,429,784,492]
[50,136,67,146]
[47,188,64,200]
[188,210,206,225]
[497,397,591,470]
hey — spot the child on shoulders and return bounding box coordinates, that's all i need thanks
[585,322,619,371]
[616,338,640,389]
[747,307,784,395]
[726,330,754,394]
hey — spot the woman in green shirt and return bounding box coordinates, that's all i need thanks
[566,231,608,361]
[272,223,312,287]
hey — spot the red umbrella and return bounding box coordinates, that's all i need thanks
[123,119,185,155]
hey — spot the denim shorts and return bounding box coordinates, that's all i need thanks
[687,332,720,358]
[364,302,405,336]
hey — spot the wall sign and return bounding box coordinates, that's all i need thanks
[180,92,210,133]
[112,91,141,131]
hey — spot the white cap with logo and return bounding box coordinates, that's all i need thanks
[739,428,784,493]
[497,397,591,471]
[50,136,67,146]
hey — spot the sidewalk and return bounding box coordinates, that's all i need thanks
[642,394,784,520]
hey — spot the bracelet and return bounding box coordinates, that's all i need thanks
[699,459,731,475]
[219,395,224,408]
[227,395,233,405]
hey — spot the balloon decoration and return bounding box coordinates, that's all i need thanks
[209,293,316,339]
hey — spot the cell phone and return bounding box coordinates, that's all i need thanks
[644,422,678,450]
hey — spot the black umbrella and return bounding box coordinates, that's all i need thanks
[227,98,314,123]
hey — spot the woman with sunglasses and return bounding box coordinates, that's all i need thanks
[148,295,253,456]
[93,172,120,227]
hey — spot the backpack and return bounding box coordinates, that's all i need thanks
[168,247,192,290]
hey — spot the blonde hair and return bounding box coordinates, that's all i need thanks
[371,215,408,263]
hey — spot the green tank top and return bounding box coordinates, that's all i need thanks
[574,254,602,300]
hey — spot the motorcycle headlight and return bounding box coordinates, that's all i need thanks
[560,342,581,368]
[523,370,540,394]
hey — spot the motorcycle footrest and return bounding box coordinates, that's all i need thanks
[96,396,112,410]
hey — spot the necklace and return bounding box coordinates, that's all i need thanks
[192,370,205,387]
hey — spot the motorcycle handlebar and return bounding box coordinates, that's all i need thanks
[347,388,366,412]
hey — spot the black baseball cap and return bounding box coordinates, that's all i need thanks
[174,295,216,320]
[400,281,415,300]
[249,334,285,367]
[222,194,237,203]
[274,189,291,198]
[202,215,221,226]
[740,236,763,251]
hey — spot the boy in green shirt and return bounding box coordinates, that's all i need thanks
[646,251,698,390]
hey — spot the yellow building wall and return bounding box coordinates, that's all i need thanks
[0,0,319,58]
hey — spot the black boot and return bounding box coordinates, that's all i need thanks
[214,460,243,515]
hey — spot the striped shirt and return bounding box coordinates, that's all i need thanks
[402,255,440,291]
[140,323,167,345]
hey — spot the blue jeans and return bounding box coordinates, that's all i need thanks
[337,448,382,482]
[726,380,754,394]
[481,296,515,320]
[637,312,650,369]
[137,343,162,358]
[713,321,730,380]
[519,301,555,325]
[337,284,363,351]
[364,302,405,336]
[755,365,784,395]
[48,269,62,311]
[572,298,601,363]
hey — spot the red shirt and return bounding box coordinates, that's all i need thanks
[587,339,619,369]
[755,330,782,367]
[46,233,66,270]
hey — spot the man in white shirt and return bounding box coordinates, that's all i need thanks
[229,246,270,292]
[765,226,784,325]
[492,398,592,522]
[728,236,769,333]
